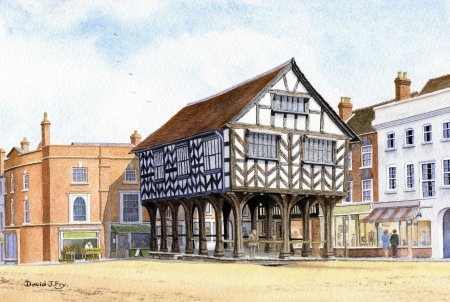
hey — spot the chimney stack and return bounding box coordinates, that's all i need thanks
[395,72,411,101]
[40,112,51,148]
[130,130,142,146]
[0,148,5,174]
[20,137,30,152]
[338,96,353,121]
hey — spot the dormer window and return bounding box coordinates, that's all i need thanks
[271,92,307,114]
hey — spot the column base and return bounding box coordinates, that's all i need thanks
[301,250,312,257]
[233,252,245,258]
[214,251,225,257]
[279,252,291,259]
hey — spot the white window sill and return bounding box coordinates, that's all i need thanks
[404,189,416,192]
[22,189,29,192]
[385,148,396,152]
[359,166,372,169]
[440,186,450,190]
[119,221,142,225]
[403,145,415,149]
[441,138,450,142]
[71,182,89,185]
[421,141,432,145]
[385,190,397,194]
[123,181,138,185]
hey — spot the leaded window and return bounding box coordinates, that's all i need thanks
[271,94,305,113]
[72,167,87,183]
[125,168,137,183]
[176,145,190,176]
[203,138,221,171]
[248,132,278,160]
[406,164,414,189]
[304,138,334,164]
[153,150,164,180]
[423,124,432,143]
[361,145,372,167]
[388,166,397,190]
[122,193,140,223]
[443,160,450,186]
[421,162,436,198]
[73,197,86,221]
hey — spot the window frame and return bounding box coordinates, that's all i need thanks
[405,163,415,190]
[202,137,222,173]
[119,191,141,224]
[421,162,436,198]
[72,167,88,183]
[23,173,29,192]
[304,137,335,165]
[345,181,352,202]
[247,131,279,161]
[68,194,90,223]
[443,159,450,187]
[423,124,432,143]
[404,128,415,147]
[24,200,30,224]
[153,149,165,181]
[361,145,372,168]
[362,179,372,202]
[124,168,137,183]
[388,165,397,191]
[443,122,450,139]
[386,132,396,150]
[10,174,14,193]
[271,93,308,114]
[176,144,191,177]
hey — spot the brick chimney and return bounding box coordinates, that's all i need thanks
[130,130,142,146]
[395,72,411,101]
[20,137,30,152]
[40,112,51,148]
[338,97,353,121]
[0,148,5,174]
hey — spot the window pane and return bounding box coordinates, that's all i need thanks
[123,193,139,222]
[73,197,86,221]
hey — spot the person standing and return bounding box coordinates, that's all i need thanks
[248,229,259,259]
[381,230,390,258]
[390,229,399,258]
[124,239,130,259]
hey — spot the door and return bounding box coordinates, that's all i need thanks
[117,234,128,258]
[444,209,450,258]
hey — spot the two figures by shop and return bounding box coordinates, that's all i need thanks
[381,229,400,258]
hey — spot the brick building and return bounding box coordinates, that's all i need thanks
[2,113,148,264]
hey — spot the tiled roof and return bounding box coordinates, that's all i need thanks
[347,100,394,135]
[420,74,450,95]
[133,61,290,151]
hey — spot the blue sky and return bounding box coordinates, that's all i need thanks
[0,1,449,151]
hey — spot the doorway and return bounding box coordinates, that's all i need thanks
[443,209,450,258]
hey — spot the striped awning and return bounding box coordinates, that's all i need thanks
[363,207,421,223]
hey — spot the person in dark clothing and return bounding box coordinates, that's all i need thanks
[390,229,400,258]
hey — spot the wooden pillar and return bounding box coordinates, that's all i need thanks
[144,204,158,252]
[233,202,244,258]
[223,204,232,250]
[171,204,180,253]
[159,205,168,252]
[280,195,291,259]
[320,197,336,258]
[184,203,194,254]
[265,204,274,253]
[250,203,259,232]
[213,198,224,257]
[301,199,312,257]
[198,201,208,255]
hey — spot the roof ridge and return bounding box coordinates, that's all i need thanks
[186,59,292,107]
[352,99,395,112]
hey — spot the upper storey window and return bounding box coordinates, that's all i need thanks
[271,93,307,114]
[247,132,278,160]
[304,138,334,164]
[153,150,165,181]
[444,122,450,139]
[124,168,137,183]
[386,132,395,149]
[203,137,222,172]
[361,145,372,168]
[72,167,87,183]
[176,145,190,176]
[405,128,414,146]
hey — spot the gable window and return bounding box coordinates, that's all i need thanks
[362,180,372,202]
[72,167,87,183]
[405,129,414,146]
[120,192,140,223]
[361,145,372,168]
[421,162,436,198]
[69,194,90,223]
[387,132,395,149]
[443,159,450,186]
[345,181,352,202]
[406,164,415,189]
[444,122,450,139]
[304,138,334,164]
[388,166,397,190]
[125,168,137,183]
[176,145,190,176]
[10,174,14,193]
[24,200,30,224]
[271,94,306,113]
[153,150,165,180]
[23,174,29,191]
[248,132,278,160]
[423,124,432,143]
[203,138,222,171]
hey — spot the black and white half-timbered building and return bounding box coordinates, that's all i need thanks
[133,58,358,258]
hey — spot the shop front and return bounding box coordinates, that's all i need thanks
[111,224,151,258]
[59,229,100,260]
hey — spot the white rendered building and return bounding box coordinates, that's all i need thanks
[373,74,450,258]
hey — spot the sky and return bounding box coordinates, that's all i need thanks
[0,0,449,152]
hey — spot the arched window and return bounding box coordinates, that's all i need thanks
[73,197,86,221]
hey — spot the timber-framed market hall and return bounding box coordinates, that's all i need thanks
[132,58,358,259]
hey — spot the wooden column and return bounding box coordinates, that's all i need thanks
[233,202,244,258]
[279,195,291,259]
[171,204,180,253]
[223,204,232,250]
[184,202,194,254]
[213,198,224,257]
[320,197,336,258]
[159,205,168,252]
[264,204,274,253]
[198,201,208,255]
[250,203,259,232]
[144,204,158,252]
[301,199,312,257]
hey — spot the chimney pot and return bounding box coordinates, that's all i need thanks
[394,71,411,101]
[130,130,142,146]
[40,112,51,148]
[21,137,30,152]
[338,96,353,121]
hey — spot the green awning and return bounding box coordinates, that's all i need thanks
[63,232,98,239]
[334,203,371,215]
[111,224,151,234]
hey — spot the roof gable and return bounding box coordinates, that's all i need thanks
[420,74,450,95]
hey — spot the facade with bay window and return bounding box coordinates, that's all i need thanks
[2,113,148,264]
[373,85,450,258]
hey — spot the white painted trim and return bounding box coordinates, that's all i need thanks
[119,190,142,224]
[374,106,450,129]
[68,193,90,223]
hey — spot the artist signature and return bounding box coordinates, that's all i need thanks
[24,280,67,289]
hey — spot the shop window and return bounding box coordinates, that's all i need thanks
[61,231,98,260]
[131,233,150,249]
